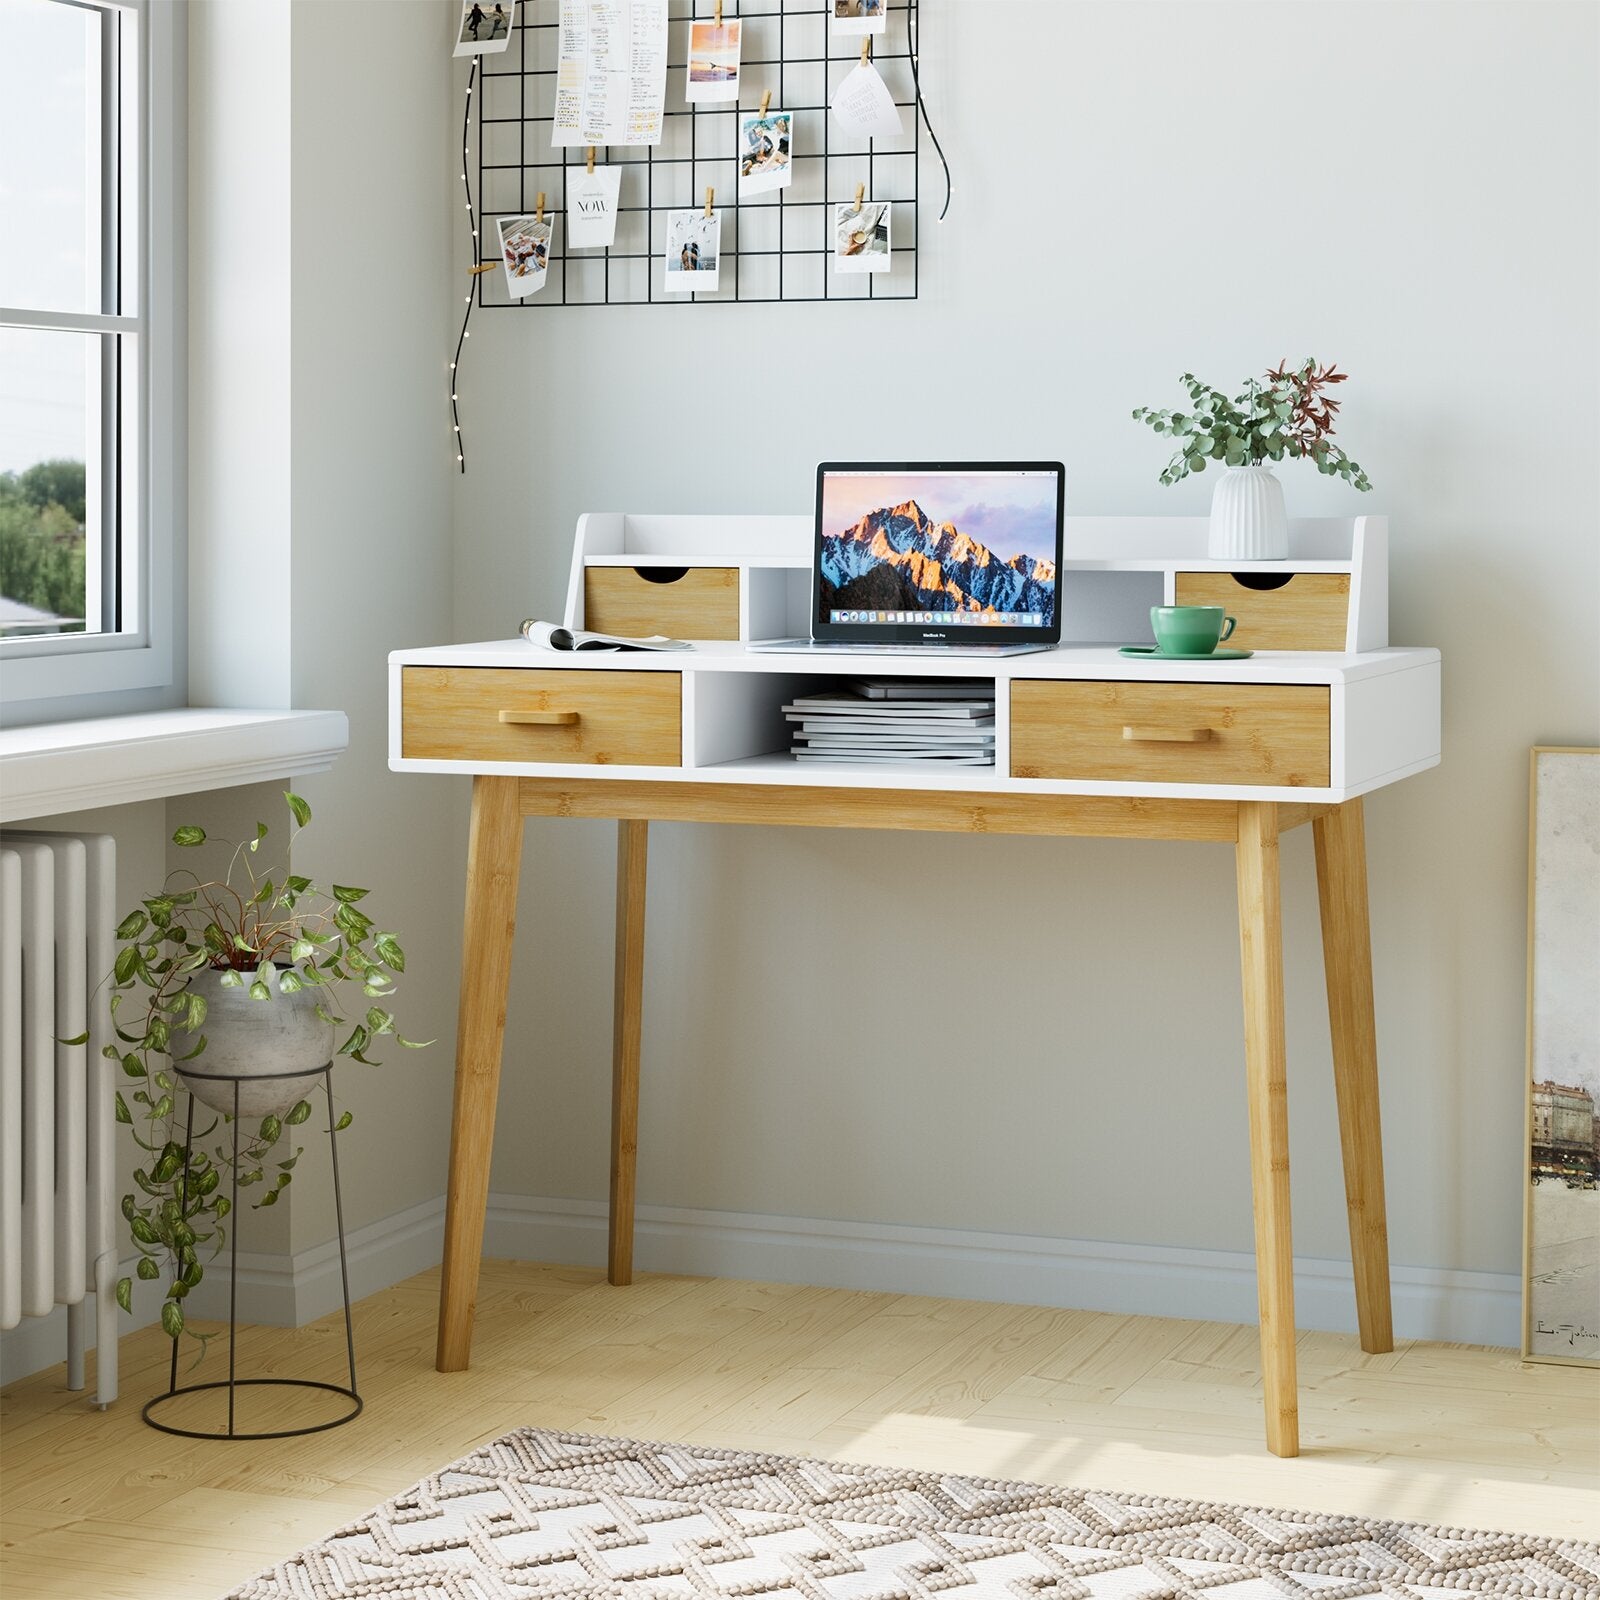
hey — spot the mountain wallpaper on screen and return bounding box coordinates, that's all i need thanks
[818,500,1056,617]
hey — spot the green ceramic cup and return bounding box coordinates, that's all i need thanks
[1150,605,1238,655]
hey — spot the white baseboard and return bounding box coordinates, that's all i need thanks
[0,1196,447,1389]
[482,1195,1522,1348]
[197,1194,449,1328]
[2,1192,1520,1388]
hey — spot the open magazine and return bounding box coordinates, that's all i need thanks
[520,619,692,653]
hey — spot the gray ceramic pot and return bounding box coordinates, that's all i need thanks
[176,966,337,1120]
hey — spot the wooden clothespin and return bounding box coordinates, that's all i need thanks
[469,261,498,275]
[759,89,771,118]
[705,185,715,219]
[860,36,871,66]
[586,145,596,173]
[854,182,865,213]
[713,0,722,23]
[536,191,545,223]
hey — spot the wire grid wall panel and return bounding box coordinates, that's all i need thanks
[476,0,919,305]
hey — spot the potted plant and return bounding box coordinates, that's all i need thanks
[95,791,426,1347]
[1133,359,1373,559]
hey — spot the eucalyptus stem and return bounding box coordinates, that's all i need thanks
[1132,359,1373,491]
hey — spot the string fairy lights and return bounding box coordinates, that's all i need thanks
[907,0,950,221]
[449,57,485,473]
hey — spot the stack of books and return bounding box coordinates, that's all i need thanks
[784,679,996,766]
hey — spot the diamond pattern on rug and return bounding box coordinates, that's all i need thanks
[223,1427,1600,1600]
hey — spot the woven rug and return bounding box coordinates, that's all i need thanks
[225,1426,1600,1599]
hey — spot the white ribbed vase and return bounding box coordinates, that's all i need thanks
[1208,465,1288,560]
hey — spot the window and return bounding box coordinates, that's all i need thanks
[0,0,181,719]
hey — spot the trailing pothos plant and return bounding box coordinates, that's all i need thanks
[84,791,428,1349]
[1133,359,1373,490]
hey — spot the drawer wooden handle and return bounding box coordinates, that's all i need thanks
[1122,724,1213,743]
[499,709,580,726]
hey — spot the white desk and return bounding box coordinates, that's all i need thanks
[387,508,1440,1452]
[389,512,1441,1457]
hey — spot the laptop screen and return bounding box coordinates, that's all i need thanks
[813,463,1064,644]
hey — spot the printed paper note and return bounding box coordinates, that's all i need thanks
[567,166,623,248]
[553,0,668,147]
[830,61,902,139]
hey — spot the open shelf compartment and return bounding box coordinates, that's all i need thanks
[686,670,1003,775]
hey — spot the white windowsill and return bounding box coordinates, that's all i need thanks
[0,708,351,824]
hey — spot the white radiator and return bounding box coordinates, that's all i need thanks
[1,831,118,1406]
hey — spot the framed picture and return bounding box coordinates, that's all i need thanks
[1522,745,1600,1366]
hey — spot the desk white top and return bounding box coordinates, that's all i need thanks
[390,639,1438,687]
[389,641,1441,805]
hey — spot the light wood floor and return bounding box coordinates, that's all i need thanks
[3,1261,1597,1599]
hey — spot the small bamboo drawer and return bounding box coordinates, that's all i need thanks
[1173,571,1351,651]
[584,566,740,641]
[401,667,681,766]
[1011,680,1330,787]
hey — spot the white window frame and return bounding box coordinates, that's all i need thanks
[0,0,184,724]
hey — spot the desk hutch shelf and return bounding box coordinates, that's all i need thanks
[565,512,1390,655]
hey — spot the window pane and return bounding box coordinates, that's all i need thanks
[0,327,102,638]
[0,0,103,315]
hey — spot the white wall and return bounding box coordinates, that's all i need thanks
[188,0,292,708]
[446,1,1599,1342]
[280,0,463,1254]
[187,0,464,1256]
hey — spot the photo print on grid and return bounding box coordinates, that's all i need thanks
[831,0,887,36]
[835,200,890,272]
[455,0,514,56]
[686,19,741,102]
[739,111,793,195]
[664,209,721,291]
[498,214,553,296]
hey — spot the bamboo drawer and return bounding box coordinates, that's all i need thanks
[584,566,740,641]
[1011,680,1330,787]
[1173,571,1351,651]
[401,667,681,766]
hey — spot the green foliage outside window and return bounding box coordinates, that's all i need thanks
[0,458,89,630]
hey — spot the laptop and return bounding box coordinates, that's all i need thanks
[748,461,1066,656]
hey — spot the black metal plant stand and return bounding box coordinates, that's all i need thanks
[141,1063,363,1440]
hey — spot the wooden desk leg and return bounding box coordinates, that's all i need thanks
[1235,801,1299,1458]
[1313,798,1395,1354]
[609,819,648,1286]
[436,775,524,1373]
